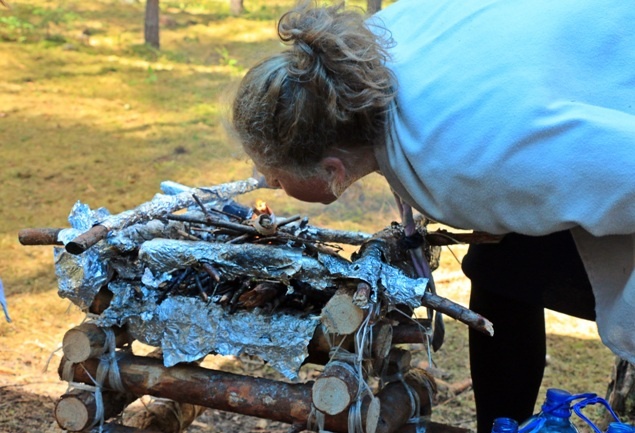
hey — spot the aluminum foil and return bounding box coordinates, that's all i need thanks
[55,202,113,309]
[96,280,319,380]
[139,238,427,309]
[53,180,428,380]
[317,241,427,308]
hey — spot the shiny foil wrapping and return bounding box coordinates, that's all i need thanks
[53,180,428,379]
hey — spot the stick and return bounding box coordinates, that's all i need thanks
[420,292,494,336]
[65,178,261,255]
[18,228,64,245]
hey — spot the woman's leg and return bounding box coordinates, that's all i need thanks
[469,285,546,433]
[461,231,595,433]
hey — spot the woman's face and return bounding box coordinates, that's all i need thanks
[257,166,338,204]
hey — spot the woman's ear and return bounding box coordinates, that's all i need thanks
[320,156,348,184]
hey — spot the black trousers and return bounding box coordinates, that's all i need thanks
[461,230,596,433]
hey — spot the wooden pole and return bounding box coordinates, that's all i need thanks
[59,353,435,433]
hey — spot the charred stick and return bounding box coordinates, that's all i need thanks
[199,262,221,282]
[195,274,208,302]
[65,224,110,255]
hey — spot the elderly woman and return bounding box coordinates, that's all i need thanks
[231,0,635,431]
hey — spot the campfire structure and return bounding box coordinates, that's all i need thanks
[19,178,494,433]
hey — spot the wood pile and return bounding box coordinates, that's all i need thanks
[19,178,497,433]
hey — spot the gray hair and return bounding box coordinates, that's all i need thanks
[232,1,395,177]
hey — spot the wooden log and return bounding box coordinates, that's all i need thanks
[375,369,435,433]
[312,361,361,415]
[59,353,435,433]
[307,320,431,366]
[124,398,207,433]
[54,389,135,432]
[320,288,365,335]
[18,227,63,246]
[63,323,132,363]
[121,348,207,433]
[383,349,412,379]
[59,354,313,426]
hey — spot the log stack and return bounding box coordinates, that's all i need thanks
[18,178,489,433]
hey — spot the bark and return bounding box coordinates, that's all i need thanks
[604,357,635,429]
[59,354,435,433]
[229,0,244,16]
[18,227,63,245]
[144,0,160,49]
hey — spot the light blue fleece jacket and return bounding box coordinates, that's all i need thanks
[370,0,635,362]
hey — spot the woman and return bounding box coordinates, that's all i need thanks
[231,1,635,431]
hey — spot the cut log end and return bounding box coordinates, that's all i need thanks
[321,290,365,335]
[55,395,92,432]
[312,377,353,416]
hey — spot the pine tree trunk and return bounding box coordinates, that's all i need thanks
[604,357,635,429]
[367,0,382,14]
[145,0,160,49]
[229,0,244,16]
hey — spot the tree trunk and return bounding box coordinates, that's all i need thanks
[367,0,382,14]
[229,0,244,16]
[145,0,160,49]
[604,357,635,429]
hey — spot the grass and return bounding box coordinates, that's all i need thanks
[0,0,618,432]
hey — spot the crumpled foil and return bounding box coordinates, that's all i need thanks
[53,179,428,379]
[96,282,319,380]
[55,202,113,310]
[139,238,427,309]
